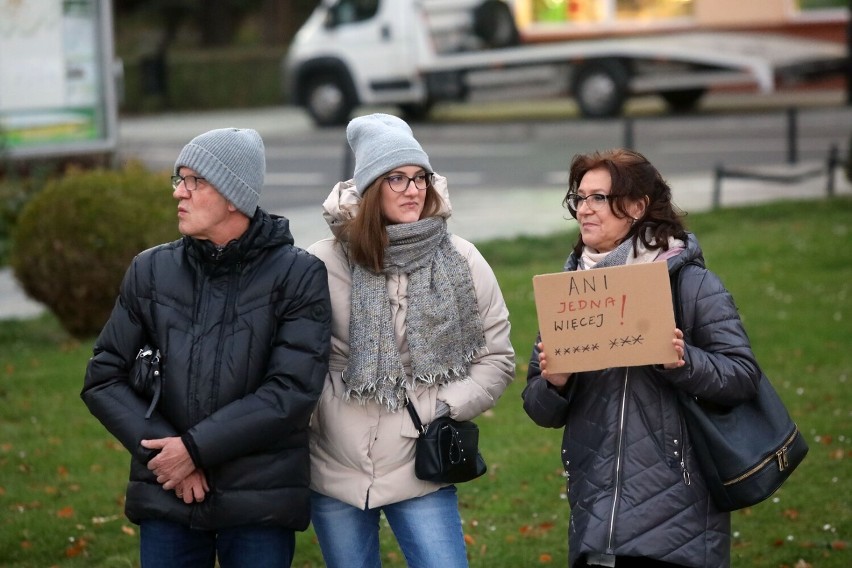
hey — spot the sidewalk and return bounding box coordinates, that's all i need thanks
[2,89,851,321]
[2,167,849,321]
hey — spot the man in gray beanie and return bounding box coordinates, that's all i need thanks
[174,127,265,218]
[83,127,332,567]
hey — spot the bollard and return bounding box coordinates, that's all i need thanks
[341,140,354,182]
[786,107,798,165]
[623,117,634,150]
[826,143,838,197]
[712,163,724,210]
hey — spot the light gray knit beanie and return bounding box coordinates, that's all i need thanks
[347,113,432,195]
[175,127,265,217]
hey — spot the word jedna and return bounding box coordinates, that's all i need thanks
[556,295,617,314]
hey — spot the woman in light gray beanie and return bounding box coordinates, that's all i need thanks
[307,113,515,568]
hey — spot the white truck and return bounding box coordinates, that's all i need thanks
[283,0,847,127]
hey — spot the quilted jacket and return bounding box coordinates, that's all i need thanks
[522,233,760,567]
[82,209,332,531]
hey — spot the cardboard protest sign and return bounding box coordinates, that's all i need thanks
[532,261,678,373]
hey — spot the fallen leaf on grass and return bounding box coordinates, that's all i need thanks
[92,514,121,525]
[121,525,136,536]
[65,538,87,558]
[464,534,476,545]
[20,540,32,550]
[782,508,800,520]
[56,506,74,518]
[793,559,812,568]
[539,553,553,563]
[831,540,847,550]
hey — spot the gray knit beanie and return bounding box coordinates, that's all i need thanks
[174,127,265,217]
[347,113,432,195]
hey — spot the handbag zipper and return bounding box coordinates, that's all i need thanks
[722,427,799,487]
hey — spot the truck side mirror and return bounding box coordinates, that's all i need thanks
[324,9,339,29]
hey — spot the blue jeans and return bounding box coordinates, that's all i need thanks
[310,487,468,568]
[139,519,295,568]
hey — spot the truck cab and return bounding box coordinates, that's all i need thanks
[284,0,518,126]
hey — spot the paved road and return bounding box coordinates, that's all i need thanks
[3,91,851,320]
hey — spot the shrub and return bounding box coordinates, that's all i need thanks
[10,162,178,339]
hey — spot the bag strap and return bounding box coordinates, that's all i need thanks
[670,261,700,343]
[405,399,427,435]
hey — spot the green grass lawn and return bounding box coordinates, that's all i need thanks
[1,197,850,567]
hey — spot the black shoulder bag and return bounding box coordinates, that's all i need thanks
[672,263,808,511]
[130,345,164,419]
[406,401,487,484]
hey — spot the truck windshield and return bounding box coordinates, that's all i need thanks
[330,0,379,24]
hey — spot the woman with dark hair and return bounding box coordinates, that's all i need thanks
[522,148,761,567]
[307,113,515,568]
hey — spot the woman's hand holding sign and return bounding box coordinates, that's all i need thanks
[536,342,572,392]
[663,328,686,370]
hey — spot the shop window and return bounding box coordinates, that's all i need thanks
[530,0,694,24]
[797,0,847,8]
[616,0,694,21]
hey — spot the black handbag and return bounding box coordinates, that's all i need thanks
[672,264,808,511]
[130,345,163,419]
[406,401,487,484]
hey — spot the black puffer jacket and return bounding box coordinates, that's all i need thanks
[522,234,760,568]
[82,209,331,531]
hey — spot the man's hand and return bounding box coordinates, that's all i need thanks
[175,469,210,504]
[141,436,195,490]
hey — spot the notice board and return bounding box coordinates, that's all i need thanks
[532,261,678,373]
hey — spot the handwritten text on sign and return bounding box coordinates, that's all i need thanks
[532,261,678,373]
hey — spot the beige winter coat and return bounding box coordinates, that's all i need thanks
[307,175,515,509]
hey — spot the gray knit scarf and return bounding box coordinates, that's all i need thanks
[344,216,485,411]
[585,237,633,269]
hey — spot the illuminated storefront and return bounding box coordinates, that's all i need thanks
[513,0,847,39]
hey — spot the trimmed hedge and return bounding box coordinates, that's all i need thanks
[10,162,178,338]
[121,47,287,114]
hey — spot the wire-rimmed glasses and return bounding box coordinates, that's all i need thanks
[565,193,610,217]
[171,174,206,191]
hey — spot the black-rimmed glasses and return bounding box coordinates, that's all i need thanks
[566,193,610,216]
[384,172,433,193]
[171,174,206,191]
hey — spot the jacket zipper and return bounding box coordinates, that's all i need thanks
[723,428,799,486]
[606,368,630,554]
[678,415,691,486]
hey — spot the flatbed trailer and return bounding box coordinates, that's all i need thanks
[284,0,847,126]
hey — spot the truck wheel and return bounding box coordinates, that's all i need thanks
[660,88,706,113]
[399,101,434,123]
[473,1,520,48]
[572,59,629,119]
[303,74,355,127]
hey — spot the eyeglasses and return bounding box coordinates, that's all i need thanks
[384,172,433,193]
[171,174,206,192]
[566,193,610,216]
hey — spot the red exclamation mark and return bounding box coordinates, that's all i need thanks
[620,294,627,325]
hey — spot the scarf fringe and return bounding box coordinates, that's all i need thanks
[343,355,478,412]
